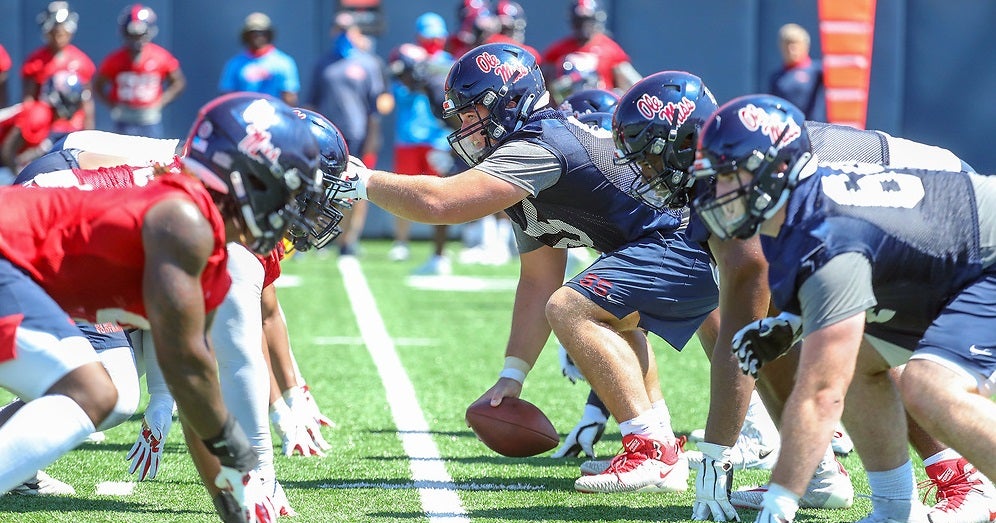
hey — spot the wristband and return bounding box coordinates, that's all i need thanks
[498,356,531,384]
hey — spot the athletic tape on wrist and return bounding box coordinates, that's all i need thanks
[499,356,531,384]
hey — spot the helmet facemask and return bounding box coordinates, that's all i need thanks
[287,173,349,251]
[693,144,811,240]
[615,126,696,210]
[446,89,512,166]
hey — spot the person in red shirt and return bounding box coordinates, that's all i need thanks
[445,0,495,59]
[484,0,541,63]
[0,44,12,107]
[0,71,85,172]
[0,92,324,522]
[21,2,96,135]
[94,4,186,138]
[541,0,641,93]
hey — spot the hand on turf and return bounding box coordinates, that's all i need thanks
[213,470,277,523]
[299,384,336,429]
[285,386,333,449]
[558,344,586,384]
[270,398,325,457]
[731,312,803,378]
[550,417,605,458]
[126,413,172,481]
[692,442,740,522]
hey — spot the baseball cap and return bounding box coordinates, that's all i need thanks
[415,12,447,39]
[243,12,272,32]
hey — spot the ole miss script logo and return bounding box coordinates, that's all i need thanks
[475,52,529,84]
[637,94,696,127]
[737,103,802,146]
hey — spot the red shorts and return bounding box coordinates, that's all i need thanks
[394,144,440,176]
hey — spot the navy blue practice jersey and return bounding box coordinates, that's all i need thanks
[761,163,987,345]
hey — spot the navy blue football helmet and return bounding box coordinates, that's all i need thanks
[560,88,619,116]
[576,111,613,132]
[182,93,323,254]
[691,94,812,240]
[289,108,351,251]
[549,52,602,104]
[612,71,718,210]
[41,71,87,120]
[119,4,158,41]
[443,42,548,166]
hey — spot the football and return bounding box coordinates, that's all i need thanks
[465,396,559,457]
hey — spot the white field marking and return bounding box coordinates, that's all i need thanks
[405,275,518,292]
[273,274,302,287]
[338,256,470,523]
[95,481,135,496]
[310,336,437,347]
[323,481,543,491]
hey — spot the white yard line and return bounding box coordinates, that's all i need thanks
[337,256,470,523]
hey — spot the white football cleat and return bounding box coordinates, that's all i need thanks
[9,470,75,496]
[574,434,688,493]
[921,457,996,523]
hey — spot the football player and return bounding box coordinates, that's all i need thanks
[0,92,324,522]
[0,71,87,171]
[691,94,996,523]
[336,43,719,493]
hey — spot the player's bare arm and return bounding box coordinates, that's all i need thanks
[482,244,567,406]
[704,235,772,446]
[142,196,228,440]
[365,167,529,224]
[770,312,864,497]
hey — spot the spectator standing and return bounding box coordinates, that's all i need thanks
[94,4,186,138]
[541,0,640,94]
[21,2,95,135]
[769,23,824,120]
[219,12,300,106]
[307,12,389,257]
[386,13,455,274]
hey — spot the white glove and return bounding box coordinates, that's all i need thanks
[284,386,332,452]
[753,483,799,523]
[558,344,586,384]
[269,397,325,457]
[550,415,606,458]
[214,469,277,523]
[731,312,803,378]
[337,155,371,200]
[692,442,740,522]
[126,416,169,480]
[299,384,336,429]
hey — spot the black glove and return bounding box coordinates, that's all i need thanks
[202,415,259,472]
[731,312,802,378]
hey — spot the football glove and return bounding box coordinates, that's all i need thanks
[269,397,325,457]
[692,442,740,522]
[551,415,606,458]
[212,471,277,523]
[299,384,336,429]
[126,418,168,480]
[754,484,799,523]
[284,386,332,452]
[731,312,803,378]
[558,344,586,384]
[336,156,370,201]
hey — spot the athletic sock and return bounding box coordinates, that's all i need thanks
[0,394,94,493]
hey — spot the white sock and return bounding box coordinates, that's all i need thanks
[867,460,918,517]
[0,395,94,493]
[922,448,961,467]
[651,399,676,442]
[618,409,672,444]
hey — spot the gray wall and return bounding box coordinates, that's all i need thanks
[3,0,995,235]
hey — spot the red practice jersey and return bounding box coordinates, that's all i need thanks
[0,101,57,151]
[0,175,230,328]
[21,44,96,133]
[485,34,542,64]
[259,240,285,289]
[0,44,11,74]
[98,44,180,109]
[542,33,629,89]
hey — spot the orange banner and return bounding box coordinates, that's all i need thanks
[818,0,876,129]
